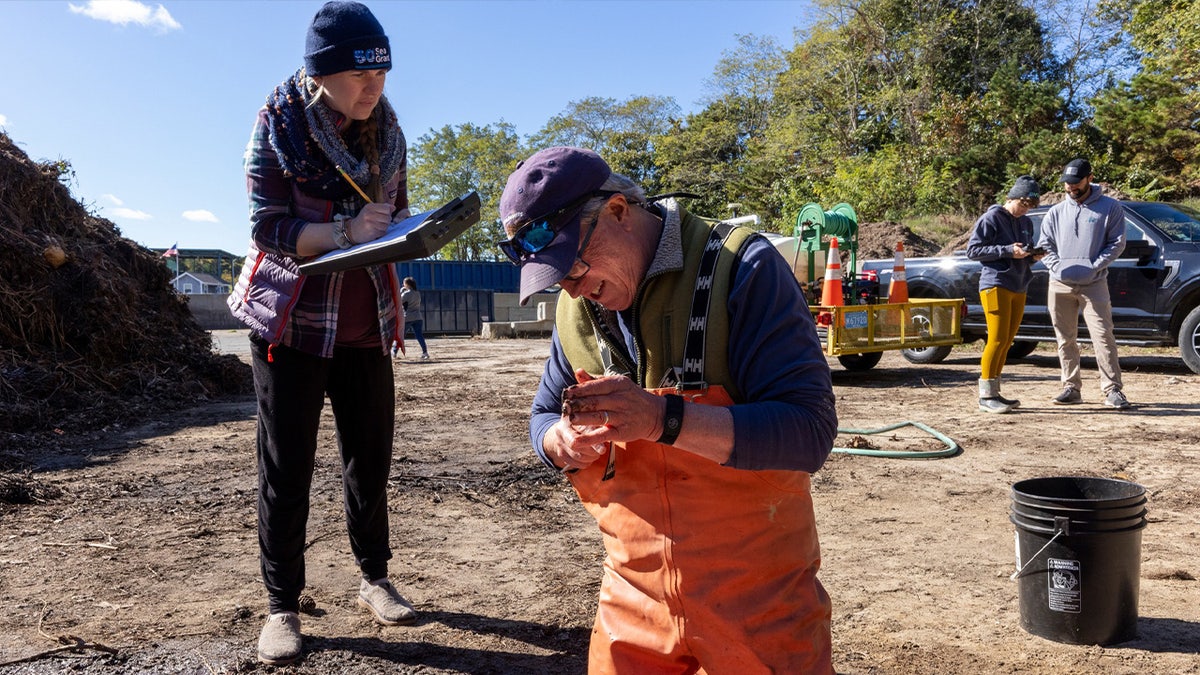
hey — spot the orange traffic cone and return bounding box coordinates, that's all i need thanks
[817,237,844,326]
[888,241,909,303]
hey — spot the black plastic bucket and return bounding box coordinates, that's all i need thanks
[1009,476,1147,645]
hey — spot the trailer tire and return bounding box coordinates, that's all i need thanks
[1180,305,1200,374]
[837,352,883,371]
[1005,340,1039,361]
[900,304,952,364]
[900,344,953,364]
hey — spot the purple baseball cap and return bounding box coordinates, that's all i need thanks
[499,147,612,305]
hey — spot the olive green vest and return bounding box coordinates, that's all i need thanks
[556,210,756,401]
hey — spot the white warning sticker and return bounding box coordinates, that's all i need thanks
[1047,558,1081,613]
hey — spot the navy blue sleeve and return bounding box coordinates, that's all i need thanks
[966,209,1012,261]
[724,236,838,472]
[529,325,575,469]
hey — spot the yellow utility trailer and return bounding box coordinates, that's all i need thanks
[812,298,966,371]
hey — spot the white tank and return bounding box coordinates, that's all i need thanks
[767,235,825,286]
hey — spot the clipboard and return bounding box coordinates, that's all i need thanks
[298,191,481,275]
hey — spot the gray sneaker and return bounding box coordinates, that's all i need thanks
[1052,387,1083,405]
[257,612,302,665]
[1104,390,1132,410]
[358,578,418,626]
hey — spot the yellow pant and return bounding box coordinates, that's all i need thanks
[980,286,1026,380]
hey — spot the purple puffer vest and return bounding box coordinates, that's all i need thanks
[227,173,404,359]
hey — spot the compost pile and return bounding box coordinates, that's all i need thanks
[856,220,941,259]
[0,132,250,453]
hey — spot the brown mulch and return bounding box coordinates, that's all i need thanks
[856,221,942,260]
[0,132,250,468]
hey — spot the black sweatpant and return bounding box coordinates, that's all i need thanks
[250,335,396,614]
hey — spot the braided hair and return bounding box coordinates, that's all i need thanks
[356,114,383,202]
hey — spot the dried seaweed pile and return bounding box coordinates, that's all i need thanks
[0,132,250,443]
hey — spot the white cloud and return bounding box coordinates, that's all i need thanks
[102,193,125,206]
[68,1,181,32]
[0,114,8,127]
[111,207,153,220]
[182,209,218,223]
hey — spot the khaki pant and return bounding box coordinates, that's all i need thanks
[1047,277,1123,395]
[569,385,833,675]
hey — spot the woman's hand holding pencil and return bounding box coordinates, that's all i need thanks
[347,202,394,245]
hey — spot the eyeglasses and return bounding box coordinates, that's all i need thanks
[562,215,602,281]
[498,191,612,264]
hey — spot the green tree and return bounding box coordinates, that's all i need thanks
[762,0,1067,222]
[658,35,788,226]
[408,122,524,261]
[529,96,679,189]
[1088,0,1200,197]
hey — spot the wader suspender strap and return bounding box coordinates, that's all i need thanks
[678,221,737,393]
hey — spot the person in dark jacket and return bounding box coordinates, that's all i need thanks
[966,175,1042,413]
[498,147,837,673]
[226,1,417,665]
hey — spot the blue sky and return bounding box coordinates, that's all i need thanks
[0,1,811,254]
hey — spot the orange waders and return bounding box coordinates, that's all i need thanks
[568,386,833,675]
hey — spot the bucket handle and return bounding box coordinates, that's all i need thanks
[1010,516,1069,581]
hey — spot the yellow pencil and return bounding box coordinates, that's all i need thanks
[335,165,374,203]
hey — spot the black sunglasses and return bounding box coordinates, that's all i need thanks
[498,191,613,264]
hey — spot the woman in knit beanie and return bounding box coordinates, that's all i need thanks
[965,175,1044,414]
[226,2,417,664]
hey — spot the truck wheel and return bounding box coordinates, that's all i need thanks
[838,352,883,371]
[1005,340,1039,361]
[1180,306,1200,374]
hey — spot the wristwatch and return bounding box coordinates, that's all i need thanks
[332,214,354,249]
[656,394,684,445]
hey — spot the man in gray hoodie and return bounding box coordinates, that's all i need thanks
[1036,158,1131,409]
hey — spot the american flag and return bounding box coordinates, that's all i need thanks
[162,243,178,258]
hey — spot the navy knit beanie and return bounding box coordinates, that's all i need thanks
[304,1,391,76]
[1007,175,1041,200]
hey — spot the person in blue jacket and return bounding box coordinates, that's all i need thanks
[966,175,1042,413]
[498,146,838,673]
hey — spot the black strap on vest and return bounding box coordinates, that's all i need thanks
[678,221,737,393]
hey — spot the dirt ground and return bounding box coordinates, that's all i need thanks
[1,333,1197,674]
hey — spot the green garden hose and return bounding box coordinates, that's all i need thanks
[833,420,960,458]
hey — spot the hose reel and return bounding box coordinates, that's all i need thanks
[792,202,859,295]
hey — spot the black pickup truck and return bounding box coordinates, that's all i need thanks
[859,201,1200,373]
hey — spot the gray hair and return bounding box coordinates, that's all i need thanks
[579,173,646,224]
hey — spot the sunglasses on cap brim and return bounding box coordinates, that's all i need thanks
[498,191,616,264]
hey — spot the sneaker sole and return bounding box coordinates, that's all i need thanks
[257,650,301,666]
[1052,399,1083,405]
[357,596,418,626]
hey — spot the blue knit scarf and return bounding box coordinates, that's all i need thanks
[263,69,404,200]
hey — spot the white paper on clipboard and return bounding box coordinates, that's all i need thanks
[298,191,480,275]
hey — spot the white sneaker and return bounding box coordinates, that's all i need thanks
[358,578,417,626]
[257,611,302,665]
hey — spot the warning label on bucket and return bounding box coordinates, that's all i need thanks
[1047,558,1081,613]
